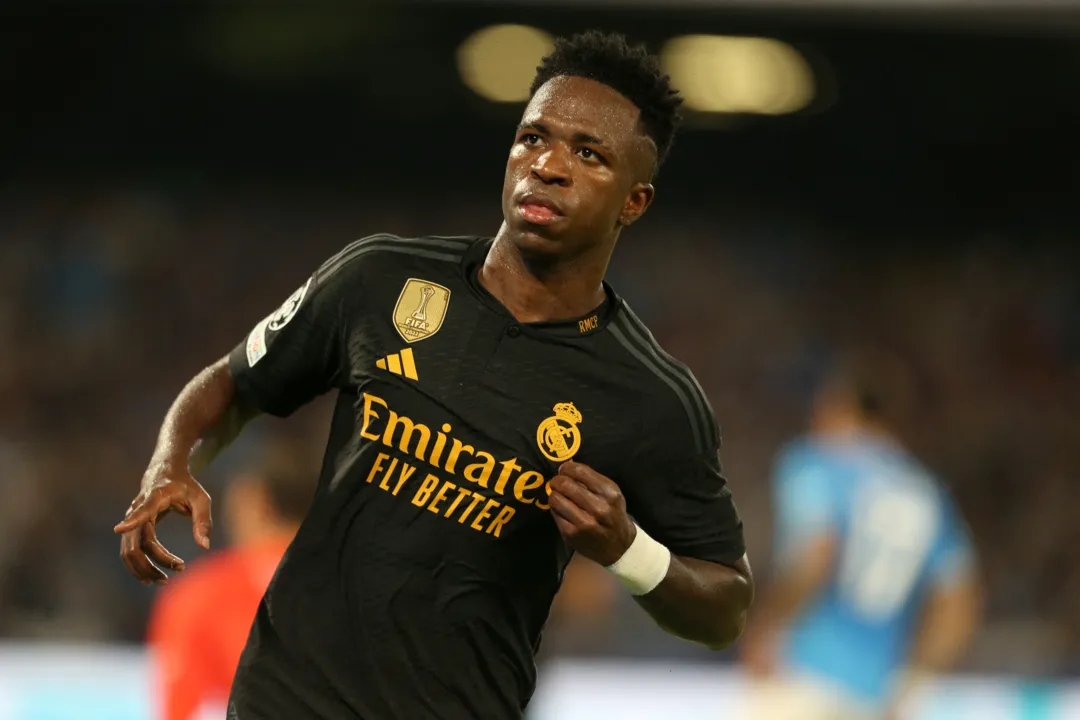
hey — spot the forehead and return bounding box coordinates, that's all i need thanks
[522,75,643,146]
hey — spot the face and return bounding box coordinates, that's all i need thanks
[502,75,657,260]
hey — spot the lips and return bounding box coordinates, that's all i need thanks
[517,193,564,225]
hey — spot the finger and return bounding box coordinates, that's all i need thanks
[119,532,141,580]
[549,474,609,520]
[125,529,167,584]
[559,462,620,498]
[140,523,185,572]
[187,488,213,550]
[548,488,596,529]
[114,487,171,533]
[114,506,153,534]
[121,529,167,585]
[551,512,577,538]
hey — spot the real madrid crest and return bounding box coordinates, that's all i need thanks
[536,402,583,463]
[392,278,451,343]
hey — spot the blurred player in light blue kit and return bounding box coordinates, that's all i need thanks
[741,351,983,720]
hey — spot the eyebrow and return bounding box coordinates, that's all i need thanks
[518,121,608,148]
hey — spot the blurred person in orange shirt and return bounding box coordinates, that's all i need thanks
[147,449,314,720]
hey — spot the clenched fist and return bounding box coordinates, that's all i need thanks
[547,461,636,566]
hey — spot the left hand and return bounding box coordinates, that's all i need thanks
[548,462,637,566]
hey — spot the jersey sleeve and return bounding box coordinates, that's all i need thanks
[771,446,839,567]
[228,247,361,418]
[927,492,977,586]
[621,441,746,568]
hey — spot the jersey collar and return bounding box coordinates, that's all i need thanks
[462,237,620,339]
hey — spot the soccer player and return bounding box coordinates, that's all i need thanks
[115,31,753,719]
[740,354,982,720]
[147,449,314,720]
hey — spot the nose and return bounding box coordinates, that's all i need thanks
[531,145,572,186]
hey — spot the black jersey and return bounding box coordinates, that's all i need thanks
[225,234,745,720]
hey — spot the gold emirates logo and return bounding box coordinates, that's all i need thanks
[536,402,583,463]
[357,392,554,539]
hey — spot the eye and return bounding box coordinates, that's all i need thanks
[577,147,603,162]
[521,133,541,145]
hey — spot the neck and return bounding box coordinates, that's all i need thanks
[481,223,612,323]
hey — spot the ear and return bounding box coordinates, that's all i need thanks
[618,182,655,227]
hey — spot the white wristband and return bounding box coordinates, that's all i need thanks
[605,523,672,596]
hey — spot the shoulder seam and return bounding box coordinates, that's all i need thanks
[611,307,719,455]
[609,319,709,455]
[620,306,719,441]
[319,234,466,280]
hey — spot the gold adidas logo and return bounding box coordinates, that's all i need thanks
[376,348,419,381]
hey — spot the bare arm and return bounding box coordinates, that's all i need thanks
[116,246,360,584]
[746,533,835,632]
[739,533,836,674]
[183,358,261,476]
[115,357,259,584]
[548,462,754,650]
[634,554,754,649]
[910,575,982,668]
[891,573,983,714]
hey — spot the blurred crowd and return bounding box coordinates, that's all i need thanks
[0,190,1076,676]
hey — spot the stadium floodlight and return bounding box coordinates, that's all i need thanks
[661,35,815,115]
[457,24,555,103]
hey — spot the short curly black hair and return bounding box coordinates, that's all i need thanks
[530,31,683,171]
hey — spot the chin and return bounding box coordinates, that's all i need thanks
[507,218,564,248]
[509,230,572,270]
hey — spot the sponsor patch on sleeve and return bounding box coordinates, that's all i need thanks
[245,277,313,367]
[246,316,270,367]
